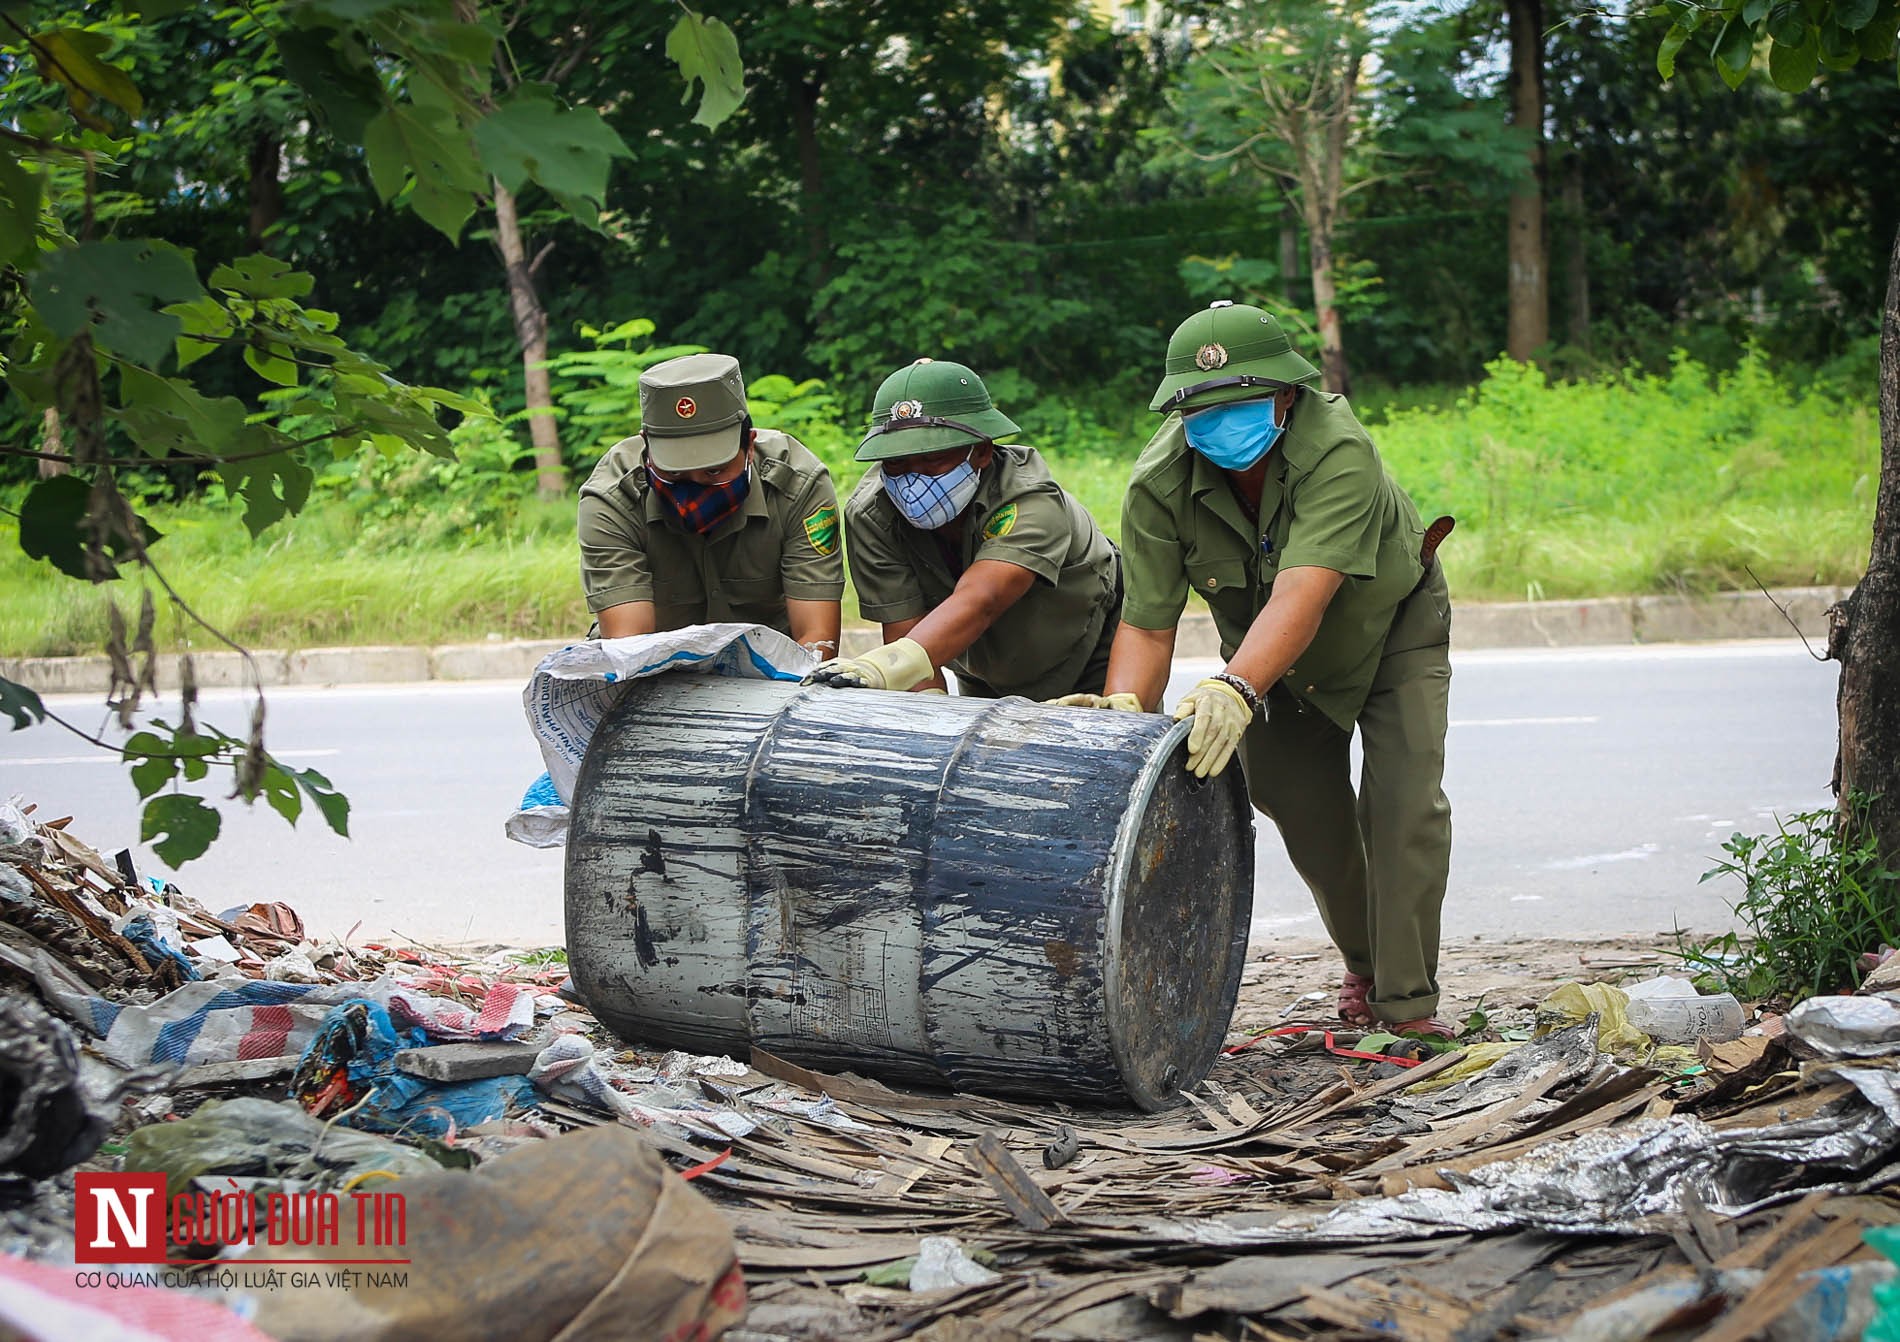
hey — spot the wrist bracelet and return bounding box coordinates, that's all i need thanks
[1212,671,1261,714]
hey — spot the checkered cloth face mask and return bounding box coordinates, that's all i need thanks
[647,463,752,536]
[881,456,981,531]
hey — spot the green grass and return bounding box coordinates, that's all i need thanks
[0,349,1878,656]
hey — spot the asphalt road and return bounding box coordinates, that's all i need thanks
[2,640,1837,948]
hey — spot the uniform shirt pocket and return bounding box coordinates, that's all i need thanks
[1183,559,1250,598]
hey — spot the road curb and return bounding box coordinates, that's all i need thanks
[0,585,1847,695]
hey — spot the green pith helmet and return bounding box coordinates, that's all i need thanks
[1149,302,1322,414]
[855,359,1022,462]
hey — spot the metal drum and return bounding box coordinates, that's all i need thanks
[564,676,1253,1110]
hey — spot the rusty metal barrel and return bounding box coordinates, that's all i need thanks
[564,676,1253,1110]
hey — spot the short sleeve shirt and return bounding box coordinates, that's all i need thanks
[1120,391,1427,730]
[844,446,1119,700]
[577,429,844,635]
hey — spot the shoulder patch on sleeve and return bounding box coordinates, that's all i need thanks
[802,503,840,555]
[981,502,1018,540]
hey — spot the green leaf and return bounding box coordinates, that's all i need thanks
[31,240,205,367]
[116,366,246,456]
[293,766,350,837]
[0,675,45,731]
[362,105,484,241]
[1743,0,1770,23]
[32,28,143,125]
[164,295,233,370]
[470,84,631,204]
[1818,16,1863,62]
[1837,0,1880,28]
[1766,0,1811,46]
[129,753,177,799]
[273,26,382,142]
[259,763,303,825]
[666,12,745,129]
[1858,0,1899,56]
[1658,23,1692,77]
[217,447,315,538]
[0,149,43,269]
[141,793,221,866]
[244,341,300,386]
[207,254,315,301]
[1769,29,1821,87]
[1713,17,1756,80]
[18,475,92,579]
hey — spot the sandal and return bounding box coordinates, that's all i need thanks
[1385,1017,1457,1039]
[1337,971,1375,1027]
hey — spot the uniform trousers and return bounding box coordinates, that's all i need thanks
[1238,565,1453,1022]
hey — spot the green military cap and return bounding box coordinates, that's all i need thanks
[639,352,749,472]
[1149,302,1322,414]
[855,359,1021,462]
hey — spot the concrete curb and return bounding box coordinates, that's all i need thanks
[0,585,1847,695]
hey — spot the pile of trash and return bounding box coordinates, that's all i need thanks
[4,796,1900,1341]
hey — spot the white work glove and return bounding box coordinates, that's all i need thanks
[1171,677,1255,778]
[1044,692,1145,712]
[802,637,936,693]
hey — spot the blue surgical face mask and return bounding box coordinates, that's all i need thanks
[881,454,982,530]
[1182,399,1284,471]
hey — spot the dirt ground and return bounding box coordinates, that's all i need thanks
[1231,932,1684,1037]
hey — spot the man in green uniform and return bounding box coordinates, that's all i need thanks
[578,352,844,654]
[1071,303,1455,1037]
[805,358,1121,699]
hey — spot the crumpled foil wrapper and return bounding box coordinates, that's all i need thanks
[1133,1053,1900,1247]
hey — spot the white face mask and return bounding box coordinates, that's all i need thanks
[881,455,981,530]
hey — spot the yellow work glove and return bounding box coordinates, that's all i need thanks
[802,637,936,693]
[1044,692,1146,712]
[1171,678,1255,778]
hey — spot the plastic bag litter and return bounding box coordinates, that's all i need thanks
[1868,1225,1900,1342]
[264,950,322,983]
[530,1034,638,1119]
[1554,1262,1894,1342]
[0,1251,274,1342]
[121,912,201,982]
[0,992,113,1178]
[910,1236,1001,1291]
[1536,981,1700,1070]
[242,1125,746,1342]
[1785,993,1900,1060]
[124,1096,446,1192]
[506,624,813,848]
[529,1036,762,1139]
[292,1000,535,1136]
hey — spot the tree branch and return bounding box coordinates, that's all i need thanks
[0,423,367,470]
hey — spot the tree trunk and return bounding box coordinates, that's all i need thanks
[1278,202,1301,301]
[1563,152,1590,349]
[1309,224,1350,398]
[1830,221,1900,865]
[792,77,830,280]
[37,407,68,478]
[247,132,283,251]
[493,178,566,499]
[1504,0,1548,362]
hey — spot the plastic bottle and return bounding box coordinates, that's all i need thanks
[1623,990,1745,1044]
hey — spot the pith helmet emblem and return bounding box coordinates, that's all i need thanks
[676,396,697,418]
[892,399,925,420]
[1195,343,1229,371]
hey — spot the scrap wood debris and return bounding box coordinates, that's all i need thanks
[3,796,1900,1341]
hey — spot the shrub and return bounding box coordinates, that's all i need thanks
[1676,795,1900,1004]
